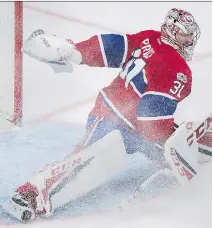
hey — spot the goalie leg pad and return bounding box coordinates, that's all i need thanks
[164,115,212,185]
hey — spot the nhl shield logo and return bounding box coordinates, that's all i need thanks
[177,73,187,83]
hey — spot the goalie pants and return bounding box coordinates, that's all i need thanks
[78,115,163,161]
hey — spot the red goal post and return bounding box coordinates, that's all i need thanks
[0,2,23,129]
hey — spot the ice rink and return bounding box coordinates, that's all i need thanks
[0,2,212,227]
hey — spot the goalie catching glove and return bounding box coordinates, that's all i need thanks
[22,29,82,73]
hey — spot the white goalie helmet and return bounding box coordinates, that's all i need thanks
[161,8,201,61]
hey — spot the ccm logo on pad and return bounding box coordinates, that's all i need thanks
[187,117,212,147]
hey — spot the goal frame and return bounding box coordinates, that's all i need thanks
[13,1,23,125]
[0,2,23,126]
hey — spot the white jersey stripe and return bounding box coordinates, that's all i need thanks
[100,90,135,130]
[119,34,128,68]
[98,34,108,67]
[137,115,174,121]
[142,69,148,84]
[80,116,104,147]
[141,91,177,100]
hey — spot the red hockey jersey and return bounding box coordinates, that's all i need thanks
[75,30,192,142]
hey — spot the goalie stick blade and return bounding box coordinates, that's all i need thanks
[118,167,178,209]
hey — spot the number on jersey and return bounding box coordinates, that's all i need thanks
[170,80,185,98]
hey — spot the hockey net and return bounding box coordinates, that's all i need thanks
[0,2,23,131]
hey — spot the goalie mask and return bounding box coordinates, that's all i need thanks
[161,8,201,61]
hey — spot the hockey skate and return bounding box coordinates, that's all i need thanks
[2,182,52,223]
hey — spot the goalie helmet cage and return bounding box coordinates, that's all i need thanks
[0,2,23,125]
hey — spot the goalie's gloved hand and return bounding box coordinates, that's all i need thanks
[22,29,82,73]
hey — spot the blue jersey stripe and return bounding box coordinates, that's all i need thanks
[101,34,125,68]
[131,70,147,95]
[137,94,178,118]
